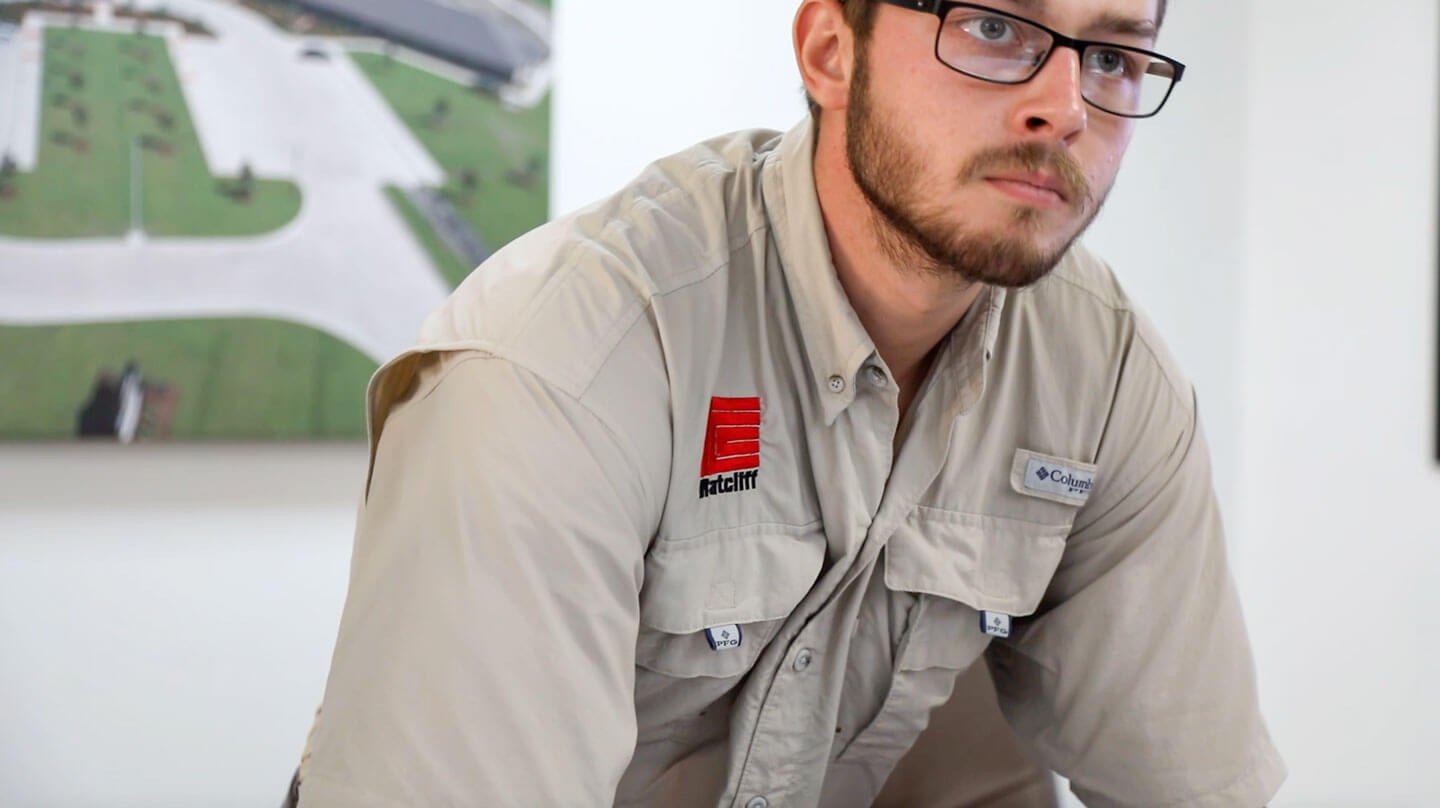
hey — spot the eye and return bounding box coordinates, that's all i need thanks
[1085,47,1134,77]
[961,15,1019,44]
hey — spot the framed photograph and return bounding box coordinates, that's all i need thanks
[0,0,552,440]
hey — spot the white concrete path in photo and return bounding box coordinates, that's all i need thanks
[0,0,461,362]
[0,15,42,170]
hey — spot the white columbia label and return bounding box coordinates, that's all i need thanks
[1023,458,1095,502]
[980,611,1012,638]
[704,624,742,651]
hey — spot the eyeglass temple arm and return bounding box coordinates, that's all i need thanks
[870,0,945,12]
[1147,60,1185,81]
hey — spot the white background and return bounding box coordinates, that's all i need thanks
[2,0,1438,805]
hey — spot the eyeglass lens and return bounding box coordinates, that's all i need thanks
[937,7,1177,116]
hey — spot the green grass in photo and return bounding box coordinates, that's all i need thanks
[0,27,300,238]
[349,50,549,261]
[382,185,473,288]
[0,319,377,439]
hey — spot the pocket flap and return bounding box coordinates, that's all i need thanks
[884,509,1067,618]
[639,521,826,634]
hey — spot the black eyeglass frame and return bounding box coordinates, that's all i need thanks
[870,0,1187,119]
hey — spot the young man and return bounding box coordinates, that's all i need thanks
[297,0,1285,805]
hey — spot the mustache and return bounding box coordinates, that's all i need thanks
[958,143,1092,209]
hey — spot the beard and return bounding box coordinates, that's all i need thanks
[845,48,1106,288]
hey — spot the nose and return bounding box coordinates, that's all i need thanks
[1008,45,1088,144]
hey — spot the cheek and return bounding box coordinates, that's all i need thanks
[1086,126,1136,186]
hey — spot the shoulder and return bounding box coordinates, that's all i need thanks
[985,242,1199,510]
[415,128,785,398]
[1004,241,1191,412]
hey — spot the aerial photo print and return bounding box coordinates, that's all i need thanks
[0,0,551,440]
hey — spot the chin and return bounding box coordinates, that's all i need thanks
[927,220,1083,289]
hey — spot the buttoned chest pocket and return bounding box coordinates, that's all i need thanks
[635,521,825,678]
[886,508,1068,664]
[633,521,826,742]
[835,511,1068,776]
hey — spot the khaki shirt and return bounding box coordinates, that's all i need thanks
[301,119,1285,808]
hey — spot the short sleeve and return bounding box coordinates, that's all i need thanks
[987,331,1286,808]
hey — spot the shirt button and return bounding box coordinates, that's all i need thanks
[745,798,769,808]
[866,366,887,388]
[793,648,814,672]
[827,375,846,394]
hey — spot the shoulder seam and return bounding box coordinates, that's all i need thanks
[1045,269,1132,313]
[1041,272,1190,407]
[1131,322,1192,411]
[416,351,662,522]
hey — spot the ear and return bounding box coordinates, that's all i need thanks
[795,0,853,115]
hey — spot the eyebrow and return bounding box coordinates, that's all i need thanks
[1083,11,1158,41]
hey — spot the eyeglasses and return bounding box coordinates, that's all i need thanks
[869,0,1186,118]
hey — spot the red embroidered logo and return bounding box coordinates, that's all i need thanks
[699,396,761,499]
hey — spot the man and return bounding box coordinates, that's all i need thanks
[297,0,1285,805]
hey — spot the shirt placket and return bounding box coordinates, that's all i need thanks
[724,357,965,807]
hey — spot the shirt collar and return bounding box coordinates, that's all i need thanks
[933,284,1008,420]
[761,117,874,424]
[760,117,1008,426]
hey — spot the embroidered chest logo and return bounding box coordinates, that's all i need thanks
[699,396,761,499]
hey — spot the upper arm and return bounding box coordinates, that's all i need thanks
[301,353,664,807]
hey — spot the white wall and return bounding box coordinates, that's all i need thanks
[2,0,1437,806]
[551,0,804,215]
[1236,0,1440,804]
[0,446,362,808]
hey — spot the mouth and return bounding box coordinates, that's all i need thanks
[982,173,1072,210]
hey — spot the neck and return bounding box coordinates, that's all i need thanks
[811,117,985,405]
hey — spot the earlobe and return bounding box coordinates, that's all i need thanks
[794,0,852,114]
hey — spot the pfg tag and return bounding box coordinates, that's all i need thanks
[704,624,742,650]
[980,611,1012,639]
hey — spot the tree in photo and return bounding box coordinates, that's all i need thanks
[0,153,18,199]
[430,96,450,129]
[505,155,544,189]
[234,162,255,201]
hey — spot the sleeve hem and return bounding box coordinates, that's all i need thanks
[1072,740,1287,808]
[297,772,412,808]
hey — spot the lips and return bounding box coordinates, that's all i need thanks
[984,172,1071,205]
[958,144,1091,211]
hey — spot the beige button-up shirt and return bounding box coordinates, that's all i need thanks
[300,119,1285,808]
